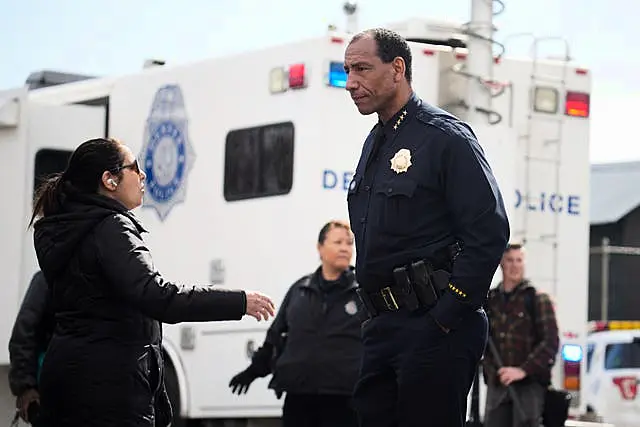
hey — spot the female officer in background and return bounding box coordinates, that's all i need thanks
[29,137,275,427]
[229,220,362,427]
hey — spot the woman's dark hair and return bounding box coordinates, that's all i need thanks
[29,137,126,227]
[317,220,352,245]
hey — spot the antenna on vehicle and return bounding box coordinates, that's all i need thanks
[343,2,359,34]
[143,59,166,69]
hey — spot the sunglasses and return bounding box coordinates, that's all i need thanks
[113,159,141,175]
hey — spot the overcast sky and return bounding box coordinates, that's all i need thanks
[1,0,638,164]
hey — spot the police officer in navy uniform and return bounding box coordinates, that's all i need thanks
[343,28,511,427]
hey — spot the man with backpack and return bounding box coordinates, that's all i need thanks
[482,243,560,427]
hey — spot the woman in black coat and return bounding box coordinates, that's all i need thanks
[29,137,275,427]
[229,220,362,427]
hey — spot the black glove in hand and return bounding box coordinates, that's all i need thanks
[16,388,40,423]
[229,368,257,394]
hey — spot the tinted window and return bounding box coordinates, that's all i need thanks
[224,121,294,202]
[33,149,73,197]
[604,339,640,370]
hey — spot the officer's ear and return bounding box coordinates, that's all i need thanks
[391,57,406,82]
[499,253,508,269]
[317,241,325,261]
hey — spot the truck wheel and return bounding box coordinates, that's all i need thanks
[164,355,186,427]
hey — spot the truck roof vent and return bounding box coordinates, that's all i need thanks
[25,70,96,90]
[385,18,468,49]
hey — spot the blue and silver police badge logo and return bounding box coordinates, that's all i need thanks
[139,84,196,221]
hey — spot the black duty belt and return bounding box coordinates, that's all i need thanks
[368,283,413,312]
[357,243,461,318]
[357,261,452,318]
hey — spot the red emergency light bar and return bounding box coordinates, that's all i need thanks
[288,63,307,89]
[565,91,590,118]
[590,320,640,332]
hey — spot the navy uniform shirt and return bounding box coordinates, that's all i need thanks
[347,92,510,329]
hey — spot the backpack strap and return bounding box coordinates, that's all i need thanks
[524,286,540,344]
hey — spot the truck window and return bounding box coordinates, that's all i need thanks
[224,121,294,202]
[33,149,73,197]
[604,340,640,370]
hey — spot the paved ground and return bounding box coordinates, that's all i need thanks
[0,364,491,427]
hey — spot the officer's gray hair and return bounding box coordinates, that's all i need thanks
[350,27,413,84]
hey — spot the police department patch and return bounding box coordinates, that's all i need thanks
[344,300,358,315]
[139,84,196,221]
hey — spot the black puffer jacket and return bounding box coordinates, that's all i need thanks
[33,189,247,427]
[8,271,54,397]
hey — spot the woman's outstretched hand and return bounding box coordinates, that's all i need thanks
[244,291,276,321]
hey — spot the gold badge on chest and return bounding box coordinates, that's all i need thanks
[390,148,412,174]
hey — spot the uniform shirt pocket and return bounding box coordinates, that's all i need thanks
[374,178,418,230]
[376,179,417,197]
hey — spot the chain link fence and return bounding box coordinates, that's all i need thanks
[589,237,640,321]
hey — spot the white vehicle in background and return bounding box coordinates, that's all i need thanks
[582,321,640,427]
[0,3,597,426]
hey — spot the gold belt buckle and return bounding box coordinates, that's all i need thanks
[380,286,399,310]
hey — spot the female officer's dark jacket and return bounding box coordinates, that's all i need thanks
[32,187,247,427]
[8,270,54,397]
[247,266,363,396]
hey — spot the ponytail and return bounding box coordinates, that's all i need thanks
[28,137,126,228]
[29,173,66,228]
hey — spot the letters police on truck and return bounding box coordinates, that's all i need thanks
[0,15,592,426]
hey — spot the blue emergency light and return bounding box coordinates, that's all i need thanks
[561,344,583,362]
[327,61,347,88]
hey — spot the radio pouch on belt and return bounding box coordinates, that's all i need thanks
[409,260,439,306]
[431,269,451,293]
[393,267,420,311]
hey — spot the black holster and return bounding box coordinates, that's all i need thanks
[409,260,440,307]
[357,259,450,318]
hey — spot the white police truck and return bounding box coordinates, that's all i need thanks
[581,321,640,427]
[0,12,595,426]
